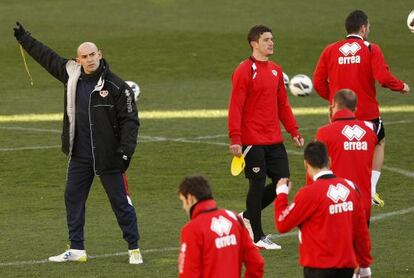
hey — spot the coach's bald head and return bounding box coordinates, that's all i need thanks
[76,42,102,74]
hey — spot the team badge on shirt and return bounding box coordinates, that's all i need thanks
[100,90,109,98]
[271,70,278,76]
[252,167,260,173]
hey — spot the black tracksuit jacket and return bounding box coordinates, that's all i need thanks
[17,33,139,175]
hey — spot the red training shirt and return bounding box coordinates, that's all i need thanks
[313,35,404,120]
[275,170,372,269]
[228,56,300,145]
[178,199,264,278]
[316,109,378,219]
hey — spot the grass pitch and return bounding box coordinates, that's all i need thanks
[0,0,413,277]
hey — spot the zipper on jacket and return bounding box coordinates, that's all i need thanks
[88,89,98,176]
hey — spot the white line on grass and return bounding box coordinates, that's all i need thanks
[0,207,412,267]
[0,145,60,152]
[1,107,414,122]
[0,126,61,133]
[0,247,178,267]
[382,166,414,178]
[1,133,412,178]
[1,118,412,136]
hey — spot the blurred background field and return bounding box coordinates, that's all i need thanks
[0,0,413,277]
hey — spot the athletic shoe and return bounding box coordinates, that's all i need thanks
[255,235,282,250]
[48,248,87,262]
[372,193,385,207]
[128,248,143,264]
[238,212,254,240]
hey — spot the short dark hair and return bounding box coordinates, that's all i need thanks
[304,141,329,169]
[334,89,357,111]
[247,25,272,45]
[345,10,368,34]
[178,175,213,201]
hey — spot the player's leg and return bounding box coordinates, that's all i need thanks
[263,143,290,209]
[242,145,281,249]
[371,118,385,206]
[49,156,94,262]
[242,146,266,242]
[245,177,266,242]
[100,172,142,264]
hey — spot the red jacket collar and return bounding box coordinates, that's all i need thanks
[332,109,356,122]
[190,199,218,219]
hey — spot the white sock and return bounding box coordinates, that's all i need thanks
[371,170,381,196]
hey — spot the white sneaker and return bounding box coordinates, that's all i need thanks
[128,248,143,264]
[48,248,87,262]
[255,235,282,250]
[238,212,254,240]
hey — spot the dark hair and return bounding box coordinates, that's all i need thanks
[345,10,368,34]
[247,25,272,45]
[304,141,329,169]
[334,89,357,111]
[178,175,213,201]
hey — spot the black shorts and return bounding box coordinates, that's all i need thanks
[304,267,354,278]
[369,118,385,142]
[243,143,290,180]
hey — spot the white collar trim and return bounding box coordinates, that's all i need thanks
[313,170,333,181]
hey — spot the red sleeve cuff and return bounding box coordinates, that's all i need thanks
[290,130,301,139]
[230,136,242,145]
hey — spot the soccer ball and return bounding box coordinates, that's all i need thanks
[407,10,414,33]
[125,81,141,101]
[288,74,313,96]
[283,72,289,89]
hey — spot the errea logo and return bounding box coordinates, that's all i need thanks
[327,183,354,215]
[342,125,366,140]
[210,216,237,249]
[342,125,368,150]
[327,183,350,203]
[210,216,232,237]
[339,42,361,56]
[338,42,361,64]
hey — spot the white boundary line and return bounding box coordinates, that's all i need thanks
[1,131,413,178]
[1,207,413,267]
[382,166,414,178]
[0,126,60,133]
[0,145,60,152]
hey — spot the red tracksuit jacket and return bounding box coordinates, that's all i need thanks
[275,171,372,269]
[178,199,264,278]
[316,109,378,219]
[313,35,404,120]
[228,57,299,145]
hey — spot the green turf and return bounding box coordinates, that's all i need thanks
[1,0,413,277]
